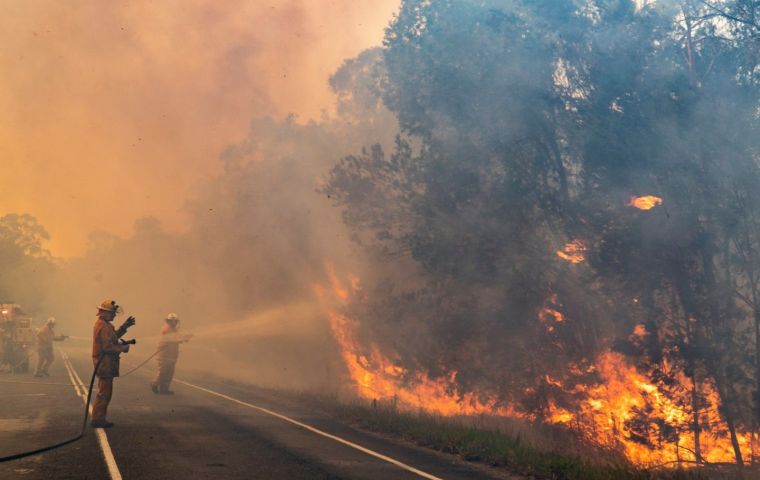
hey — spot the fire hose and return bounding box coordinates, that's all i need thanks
[4,352,33,372]
[4,336,69,373]
[0,353,106,463]
[0,346,163,389]
[119,345,162,377]
[0,341,167,388]
[0,338,151,463]
[0,328,182,462]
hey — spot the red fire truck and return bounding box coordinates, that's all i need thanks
[0,304,35,373]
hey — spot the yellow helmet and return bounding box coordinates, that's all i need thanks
[165,313,179,322]
[97,300,120,313]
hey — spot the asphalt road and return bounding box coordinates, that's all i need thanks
[0,345,510,480]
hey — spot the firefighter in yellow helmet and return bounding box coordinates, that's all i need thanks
[91,300,135,428]
[151,313,192,394]
[34,317,67,377]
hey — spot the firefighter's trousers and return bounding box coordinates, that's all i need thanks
[35,348,54,375]
[92,377,113,422]
[152,359,176,392]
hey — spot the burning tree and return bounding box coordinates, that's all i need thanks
[323,0,760,468]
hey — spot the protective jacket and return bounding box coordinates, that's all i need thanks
[36,325,55,354]
[152,324,190,393]
[157,325,184,362]
[92,319,127,378]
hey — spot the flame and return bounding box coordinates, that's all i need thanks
[632,323,647,337]
[556,240,587,263]
[326,306,515,416]
[545,374,564,388]
[538,295,565,334]
[628,195,663,210]
[320,268,753,467]
[567,351,752,466]
[318,266,515,417]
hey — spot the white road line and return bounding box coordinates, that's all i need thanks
[173,378,445,480]
[59,350,123,480]
[61,353,85,397]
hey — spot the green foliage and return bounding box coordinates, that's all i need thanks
[0,213,54,312]
[0,213,51,263]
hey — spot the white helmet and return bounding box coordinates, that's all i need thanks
[47,317,56,325]
[165,313,179,322]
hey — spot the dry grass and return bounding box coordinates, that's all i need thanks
[300,394,757,480]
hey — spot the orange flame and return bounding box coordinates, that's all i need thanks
[628,195,663,210]
[556,240,587,263]
[566,351,752,466]
[318,266,515,417]
[320,268,752,467]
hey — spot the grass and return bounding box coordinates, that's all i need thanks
[301,395,754,480]
[213,378,755,480]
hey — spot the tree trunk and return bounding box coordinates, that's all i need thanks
[692,373,703,464]
[727,413,745,466]
[715,378,745,466]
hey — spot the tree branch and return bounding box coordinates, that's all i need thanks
[699,0,760,31]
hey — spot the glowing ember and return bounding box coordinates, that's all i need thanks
[556,240,587,263]
[538,295,565,334]
[632,324,646,337]
[628,195,663,210]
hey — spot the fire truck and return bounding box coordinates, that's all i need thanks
[0,304,35,373]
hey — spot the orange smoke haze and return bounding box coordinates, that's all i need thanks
[0,0,398,257]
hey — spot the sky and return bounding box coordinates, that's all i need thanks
[0,0,398,257]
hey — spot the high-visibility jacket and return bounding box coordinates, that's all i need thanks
[92,319,125,378]
[157,325,185,363]
[37,325,55,352]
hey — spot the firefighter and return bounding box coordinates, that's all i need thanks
[34,317,67,377]
[91,300,135,428]
[151,313,192,395]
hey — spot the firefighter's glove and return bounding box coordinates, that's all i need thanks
[122,316,136,330]
[121,344,130,354]
[116,316,136,337]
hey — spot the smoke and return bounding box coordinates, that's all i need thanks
[0,46,396,390]
[323,0,760,433]
[6,2,760,466]
[0,0,400,389]
[0,0,398,256]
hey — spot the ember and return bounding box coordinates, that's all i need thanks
[628,195,663,210]
[556,240,587,263]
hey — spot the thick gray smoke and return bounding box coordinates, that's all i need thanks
[321,0,760,463]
